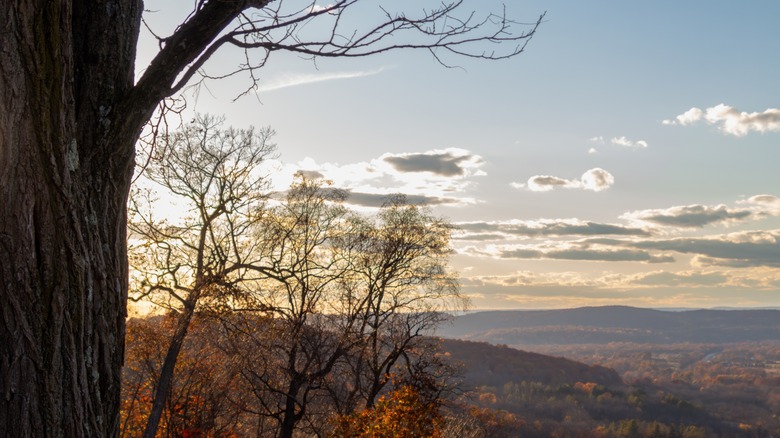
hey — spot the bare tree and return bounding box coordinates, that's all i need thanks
[226,178,361,438]
[0,1,542,435]
[128,114,274,438]
[208,183,466,436]
[325,196,467,413]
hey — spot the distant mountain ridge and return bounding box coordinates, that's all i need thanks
[438,306,780,345]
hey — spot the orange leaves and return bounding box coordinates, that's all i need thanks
[121,316,244,437]
[331,386,443,438]
[478,392,497,405]
[574,381,599,394]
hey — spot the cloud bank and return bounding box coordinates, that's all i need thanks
[456,219,649,240]
[664,104,780,136]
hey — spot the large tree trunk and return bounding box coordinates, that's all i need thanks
[0,1,142,436]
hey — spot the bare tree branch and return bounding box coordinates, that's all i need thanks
[127,0,543,111]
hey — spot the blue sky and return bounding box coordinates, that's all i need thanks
[137,1,780,309]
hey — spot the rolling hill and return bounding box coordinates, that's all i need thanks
[442,338,623,388]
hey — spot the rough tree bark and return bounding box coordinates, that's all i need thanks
[0,1,540,436]
[0,2,143,436]
[0,1,258,435]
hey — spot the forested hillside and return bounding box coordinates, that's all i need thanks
[121,315,780,437]
[443,339,780,437]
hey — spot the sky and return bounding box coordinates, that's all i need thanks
[136,1,780,310]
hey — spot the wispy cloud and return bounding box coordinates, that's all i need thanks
[455,219,649,241]
[457,195,780,268]
[461,240,675,264]
[626,268,780,290]
[663,104,780,136]
[631,230,780,268]
[464,267,780,292]
[629,271,728,287]
[739,194,780,213]
[497,247,675,263]
[589,135,647,148]
[611,136,648,148]
[258,67,386,92]
[566,230,780,269]
[621,204,756,228]
[453,194,780,309]
[589,136,605,144]
[512,168,614,192]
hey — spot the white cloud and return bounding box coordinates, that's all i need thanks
[738,194,780,217]
[742,194,780,208]
[664,104,780,136]
[588,147,598,154]
[611,136,631,146]
[514,168,614,192]
[663,107,704,126]
[580,168,614,191]
[589,136,605,144]
[257,67,386,92]
[611,136,648,148]
[265,148,485,208]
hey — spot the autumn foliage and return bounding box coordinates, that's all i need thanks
[120,316,245,437]
[121,315,458,437]
[331,385,443,438]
